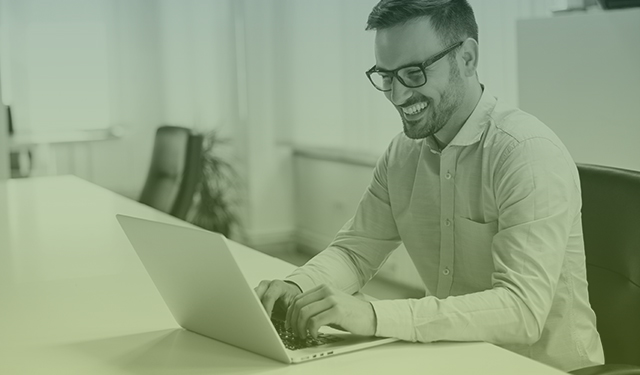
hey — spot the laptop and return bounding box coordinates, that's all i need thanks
[116,214,398,364]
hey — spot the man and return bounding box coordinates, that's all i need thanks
[255,0,604,371]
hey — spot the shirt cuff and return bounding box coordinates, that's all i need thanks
[369,299,415,341]
[284,271,320,294]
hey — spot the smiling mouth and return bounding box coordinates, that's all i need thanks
[401,101,428,117]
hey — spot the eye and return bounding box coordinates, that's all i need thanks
[399,67,425,83]
[379,73,392,83]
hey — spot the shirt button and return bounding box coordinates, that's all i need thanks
[445,219,451,227]
[443,268,451,276]
[445,172,452,180]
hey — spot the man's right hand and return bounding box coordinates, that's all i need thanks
[254,279,302,319]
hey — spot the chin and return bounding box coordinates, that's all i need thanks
[402,120,433,140]
[403,130,426,140]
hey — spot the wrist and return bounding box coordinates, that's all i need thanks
[283,280,302,294]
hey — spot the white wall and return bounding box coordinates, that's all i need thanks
[87,0,164,198]
[0,0,297,251]
[0,0,164,198]
[240,0,296,250]
[6,0,111,134]
[158,0,235,134]
[156,0,296,250]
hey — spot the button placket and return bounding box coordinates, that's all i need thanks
[436,149,456,298]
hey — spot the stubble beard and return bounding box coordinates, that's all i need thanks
[402,63,465,140]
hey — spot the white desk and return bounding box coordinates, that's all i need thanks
[0,176,568,374]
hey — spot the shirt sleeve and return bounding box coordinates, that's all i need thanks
[370,138,580,345]
[285,143,402,294]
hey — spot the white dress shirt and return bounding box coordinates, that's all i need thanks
[286,88,605,372]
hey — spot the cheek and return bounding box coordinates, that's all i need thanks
[384,92,402,110]
[415,88,438,105]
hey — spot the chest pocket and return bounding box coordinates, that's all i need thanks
[454,216,498,293]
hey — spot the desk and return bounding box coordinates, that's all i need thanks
[0,176,568,374]
[8,128,122,177]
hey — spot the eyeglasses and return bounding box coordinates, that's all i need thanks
[365,41,463,92]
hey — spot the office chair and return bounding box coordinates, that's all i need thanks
[139,126,203,220]
[570,164,640,375]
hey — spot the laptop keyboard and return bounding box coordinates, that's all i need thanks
[271,318,344,351]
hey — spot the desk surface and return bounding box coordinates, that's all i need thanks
[0,176,568,374]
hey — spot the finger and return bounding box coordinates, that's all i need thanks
[307,309,336,339]
[286,285,323,333]
[271,298,288,319]
[254,280,271,300]
[328,323,348,332]
[289,286,331,337]
[286,284,327,331]
[261,284,283,318]
[286,285,317,329]
[285,293,297,330]
[295,298,333,339]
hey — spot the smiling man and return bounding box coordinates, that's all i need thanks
[255,0,604,371]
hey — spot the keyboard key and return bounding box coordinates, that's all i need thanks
[271,318,344,351]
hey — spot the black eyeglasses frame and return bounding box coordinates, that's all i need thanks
[365,41,464,92]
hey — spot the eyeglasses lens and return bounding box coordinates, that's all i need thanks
[369,68,426,91]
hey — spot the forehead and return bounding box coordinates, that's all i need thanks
[374,17,443,70]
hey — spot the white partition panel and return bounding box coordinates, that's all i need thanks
[517,9,640,171]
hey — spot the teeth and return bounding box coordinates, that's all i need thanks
[402,102,427,115]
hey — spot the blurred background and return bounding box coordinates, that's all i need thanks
[1,0,638,292]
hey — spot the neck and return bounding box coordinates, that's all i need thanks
[435,81,483,146]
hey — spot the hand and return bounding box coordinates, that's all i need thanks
[286,284,376,339]
[254,279,302,319]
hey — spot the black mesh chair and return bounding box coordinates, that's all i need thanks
[139,126,203,220]
[570,164,640,375]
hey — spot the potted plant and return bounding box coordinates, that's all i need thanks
[187,129,241,238]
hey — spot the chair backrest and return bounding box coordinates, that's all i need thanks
[139,126,203,220]
[171,131,203,219]
[577,163,640,365]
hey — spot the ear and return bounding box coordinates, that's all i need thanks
[459,38,479,78]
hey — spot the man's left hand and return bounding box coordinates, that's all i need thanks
[285,284,376,339]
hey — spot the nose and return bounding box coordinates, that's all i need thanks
[387,77,412,106]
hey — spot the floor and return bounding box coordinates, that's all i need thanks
[269,249,423,300]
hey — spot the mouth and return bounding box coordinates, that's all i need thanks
[401,101,428,120]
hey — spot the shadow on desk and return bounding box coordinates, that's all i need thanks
[62,328,287,374]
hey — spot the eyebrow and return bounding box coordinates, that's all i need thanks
[374,60,426,73]
[371,41,463,74]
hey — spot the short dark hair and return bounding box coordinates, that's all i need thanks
[365,0,479,46]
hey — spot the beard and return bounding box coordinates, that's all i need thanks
[401,62,466,140]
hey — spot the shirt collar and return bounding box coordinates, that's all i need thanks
[424,86,497,154]
[448,85,497,147]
